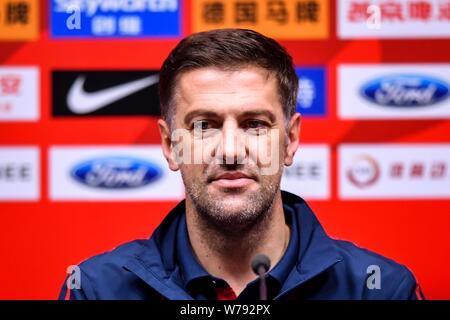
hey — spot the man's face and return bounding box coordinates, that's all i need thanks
[159,66,299,234]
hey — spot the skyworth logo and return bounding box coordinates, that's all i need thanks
[51,0,181,37]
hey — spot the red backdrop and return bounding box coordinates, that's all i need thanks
[0,0,449,299]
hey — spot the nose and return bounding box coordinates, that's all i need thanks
[221,120,246,165]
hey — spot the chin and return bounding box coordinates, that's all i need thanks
[199,194,243,212]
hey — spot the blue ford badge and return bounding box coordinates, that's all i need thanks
[360,74,449,107]
[71,157,161,189]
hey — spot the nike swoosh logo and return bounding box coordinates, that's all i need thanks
[67,74,159,114]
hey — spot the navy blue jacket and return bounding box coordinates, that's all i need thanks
[59,191,424,300]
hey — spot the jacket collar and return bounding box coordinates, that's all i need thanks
[123,191,343,300]
[276,191,343,299]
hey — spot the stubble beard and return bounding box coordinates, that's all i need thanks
[182,170,281,252]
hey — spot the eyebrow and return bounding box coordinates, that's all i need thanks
[239,110,276,122]
[183,110,220,127]
[183,109,277,127]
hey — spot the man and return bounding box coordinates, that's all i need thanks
[59,28,424,300]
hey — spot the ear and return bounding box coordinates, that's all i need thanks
[158,119,180,171]
[284,112,301,167]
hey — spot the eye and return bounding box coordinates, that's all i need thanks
[192,120,212,131]
[244,120,269,135]
[247,120,265,129]
[191,120,220,139]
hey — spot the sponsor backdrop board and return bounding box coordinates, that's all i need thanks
[1,0,450,299]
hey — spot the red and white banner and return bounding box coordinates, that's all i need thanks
[338,0,450,38]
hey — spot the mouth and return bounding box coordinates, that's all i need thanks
[210,172,255,189]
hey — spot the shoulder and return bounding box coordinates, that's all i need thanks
[78,239,147,273]
[64,239,154,300]
[330,239,421,299]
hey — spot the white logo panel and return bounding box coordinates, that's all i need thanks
[339,64,450,119]
[0,67,39,121]
[281,145,330,200]
[0,147,40,201]
[339,144,450,199]
[338,0,450,39]
[49,145,184,201]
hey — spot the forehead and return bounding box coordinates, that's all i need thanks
[173,66,281,116]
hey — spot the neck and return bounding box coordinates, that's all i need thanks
[185,191,290,296]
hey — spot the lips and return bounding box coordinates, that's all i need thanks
[210,172,255,188]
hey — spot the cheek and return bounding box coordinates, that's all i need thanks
[180,164,206,183]
[249,131,284,168]
[280,133,289,157]
[258,165,283,188]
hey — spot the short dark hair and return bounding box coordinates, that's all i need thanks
[159,28,298,128]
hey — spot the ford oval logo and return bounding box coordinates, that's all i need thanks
[360,74,449,107]
[71,157,161,189]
